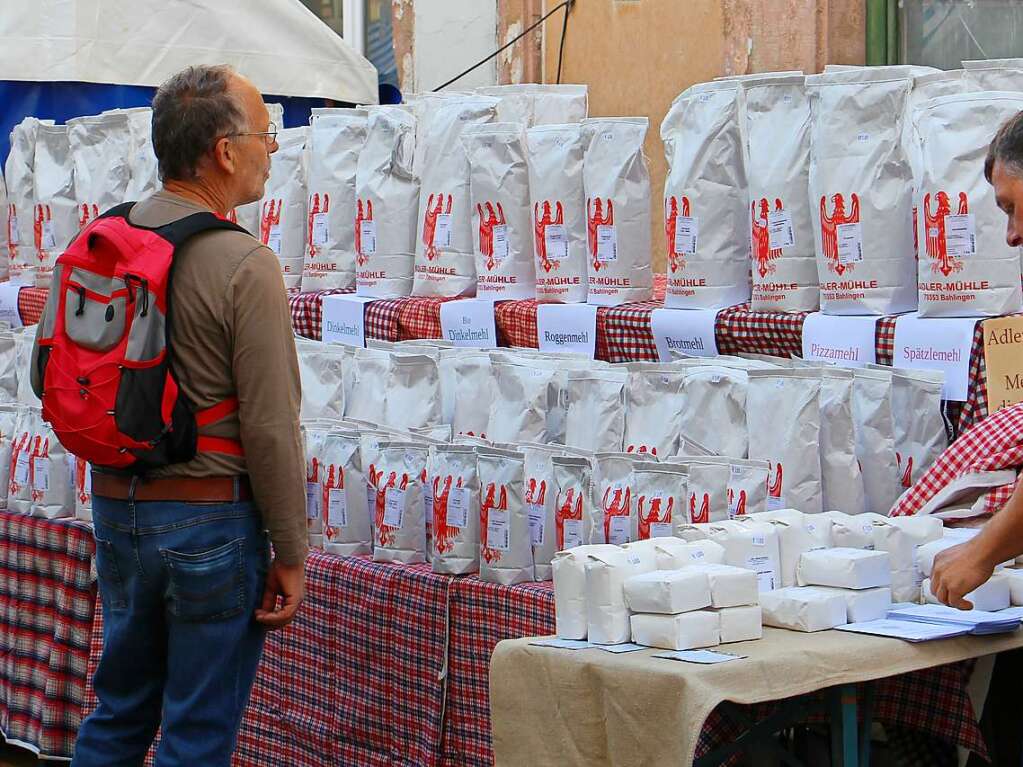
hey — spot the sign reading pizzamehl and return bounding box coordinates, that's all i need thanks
[983,315,1023,412]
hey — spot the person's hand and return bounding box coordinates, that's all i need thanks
[255,560,305,629]
[930,541,994,610]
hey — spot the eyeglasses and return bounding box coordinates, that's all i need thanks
[226,121,277,143]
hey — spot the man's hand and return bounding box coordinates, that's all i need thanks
[255,560,305,629]
[930,541,994,610]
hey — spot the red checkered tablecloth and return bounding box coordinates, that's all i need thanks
[17,287,48,327]
[0,512,95,760]
[288,288,412,344]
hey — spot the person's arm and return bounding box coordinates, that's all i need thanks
[931,479,1023,609]
[225,245,307,629]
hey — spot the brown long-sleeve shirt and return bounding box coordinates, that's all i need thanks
[34,191,307,564]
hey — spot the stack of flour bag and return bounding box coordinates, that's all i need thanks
[279,334,952,587]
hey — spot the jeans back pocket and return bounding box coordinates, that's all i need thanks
[161,537,246,622]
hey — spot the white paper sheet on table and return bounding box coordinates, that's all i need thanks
[836,619,970,642]
[653,649,747,664]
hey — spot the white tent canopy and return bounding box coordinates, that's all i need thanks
[0,0,379,104]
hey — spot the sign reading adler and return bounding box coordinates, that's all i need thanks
[984,315,1023,412]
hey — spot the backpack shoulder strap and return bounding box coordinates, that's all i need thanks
[152,212,249,249]
[98,202,137,221]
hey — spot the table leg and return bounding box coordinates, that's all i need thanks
[859,682,875,767]
[829,684,859,767]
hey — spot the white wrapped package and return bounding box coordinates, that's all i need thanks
[851,368,901,513]
[623,569,712,614]
[633,463,688,540]
[761,587,848,631]
[746,369,823,514]
[915,537,1000,579]
[807,70,916,315]
[428,445,480,575]
[6,407,36,514]
[806,586,892,622]
[872,515,944,602]
[890,368,947,490]
[651,539,726,570]
[752,510,828,588]
[487,363,554,444]
[413,97,498,297]
[916,92,1023,317]
[304,109,367,292]
[526,124,588,302]
[463,123,537,300]
[690,563,759,608]
[371,442,429,564]
[564,369,626,453]
[67,113,132,227]
[678,366,749,459]
[589,452,644,545]
[32,123,77,288]
[922,574,1010,612]
[320,430,372,557]
[581,118,654,306]
[797,548,891,590]
[717,605,763,643]
[623,364,686,457]
[753,508,833,549]
[255,127,308,288]
[743,75,819,313]
[661,81,750,309]
[831,512,887,550]
[385,354,442,430]
[585,546,657,644]
[551,544,619,639]
[707,520,782,592]
[478,448,534,585]
[5,118,43,285]
[630,611,720,651]
[552,456,591,553]
[302,424,330,539]
[355,106,419,298]
[1005,569,1023,606]
[295,340,346,421]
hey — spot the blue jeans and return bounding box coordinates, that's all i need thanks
[72,496,269,767]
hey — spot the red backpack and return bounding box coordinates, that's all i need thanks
[35,203,247,473]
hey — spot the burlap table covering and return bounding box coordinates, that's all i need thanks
[490,627,1023,767]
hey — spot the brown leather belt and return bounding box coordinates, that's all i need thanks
[92,472,253,503]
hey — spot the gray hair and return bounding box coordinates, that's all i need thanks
[985,110,1023,183]
[151,64,247,183]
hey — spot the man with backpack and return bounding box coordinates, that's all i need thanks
[30,65,306,766]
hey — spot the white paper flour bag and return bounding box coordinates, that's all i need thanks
[551,455,592,555]
[679,457,730,524]
[551,543,618,639]
[413,97,498,297]
[6,118,44,285]
[807,70,916,315]
[0,173,8,282]
[7,407,37,514]
[589,452,647,545]
[581,118,653,306]
[120,107,160,200]
[384,354,442,431]
[476,84,588,127]
[915,92,1023,317]
[372,442,429,564]
[319,430,372,556]
[851,368,901,513]
[742,75,819,312]
[254,126,307,288]
[0,405,21,509]
[449,352,492,438]
[29,418,73,520]
[633,463,688,540]
[564,369,627,453]
[478,448,534,585]
[707,520,781,593]
[355,106,419,298]
[623,364,686,458]
[585,546,657,644]
[303,109,367,292]
[345,347,391,423]
[67,114,132,228]
[727,459,770,519]
[487,362,554,444]
[661,81,750,309]
[32,123,77,288]
[428,445,480,575]
[521,443,567,579]
[963,60,1023,91]
[462,123,536,300]
[526,124,588,302]
[295,339,346,421]
[890,368,947,490]
[746,370,823,514]
[678,366,748,459]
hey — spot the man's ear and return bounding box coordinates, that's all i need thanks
[211,136,237,175]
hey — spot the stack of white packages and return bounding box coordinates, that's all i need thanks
[624,560,762,650]
[583,546,657,644]
[780,547,894,627]
[749,509,831,587]
[706,519,782,593]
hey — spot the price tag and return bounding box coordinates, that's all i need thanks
[945,214,976,257]
[690,549,706,561]
[767,496,785,511]
[446,487,470,529]
[312,212,329,246]
[327,488,347,527]
[8,214,18,245]
[14,451,29,484]
[267,224,283,256]
[439,299,497,348]
[527,502,545,545]
[608,515,631,545]
[562,519,582,550]
[748,556,775,592]
[306,482,319,520]
[32,457,48,491]
[752,534,766,547]
[433,214,452,248]
[543,224,568,261]
[836,222,863,264]
[383,487,406,528]
[767,210,795,250]
[596,224,617,262]
[41,220,56,250]
[649,522,673,538]
[674,215,698,255]
[486,509,510,551]
[492,225,509,261]
[359,219,377,256]
[424,482,435,522]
